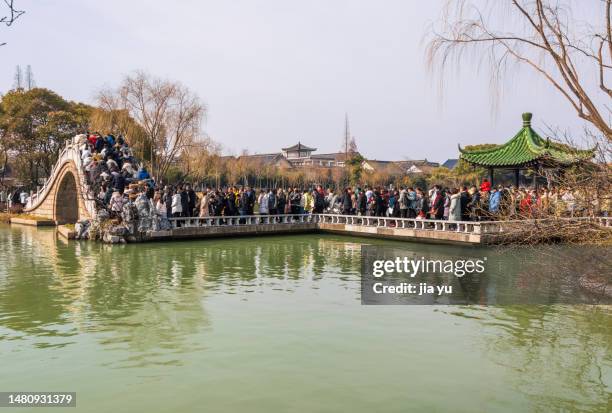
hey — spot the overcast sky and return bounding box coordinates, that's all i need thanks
[0,0,604,162]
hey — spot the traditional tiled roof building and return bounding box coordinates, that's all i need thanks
[459,112,595,186]
[237,142,350,168]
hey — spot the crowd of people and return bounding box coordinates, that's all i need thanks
[227,181,604,221]
[75,132,151,204]
[69,133,607,233]
[314,181,604,221]
[142,181,605,225]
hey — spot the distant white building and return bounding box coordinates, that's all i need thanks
[362,159,439,174]
[236,142,351,168]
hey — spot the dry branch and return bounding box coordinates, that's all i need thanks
[427,0,612,139]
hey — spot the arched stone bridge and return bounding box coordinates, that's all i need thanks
[24,140,97,224]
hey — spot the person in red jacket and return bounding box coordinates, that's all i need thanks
[480,179,491,193]
[87,134,97,148]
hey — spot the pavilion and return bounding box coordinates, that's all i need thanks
[458,113,595,187]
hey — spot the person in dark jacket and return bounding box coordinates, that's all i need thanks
[238,189,249,216]
[185,184,196,217]
[246,187,256,215]
[375,189,386,217]
[179,185,189,217]
[210,190,222,216]
[389,190,400,217]
[225,188,237,216]
[416,188,428,218]
[468,186,481,221]
[430,185,445,220]
[277,189,287,215]
[268,189,278,215]
[341,188,352,215]
[95,135,105,153]
[164,186,173,219]
[357,191,367,215]
[313,186,326,213]
[289,188,301,214]
[111,170,125,193]
[460,186,470,221]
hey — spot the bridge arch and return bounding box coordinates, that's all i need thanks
[54,170,79,224]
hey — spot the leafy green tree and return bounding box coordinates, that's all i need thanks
[0,88,92,187]
[345,153,365,185]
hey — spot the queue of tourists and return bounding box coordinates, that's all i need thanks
[315,181,606,221]
[70,133,606,232]
[137,182,605,226]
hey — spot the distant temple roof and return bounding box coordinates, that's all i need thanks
[459,113,595,168]
[282,142,317,152]
[442,159,459,169]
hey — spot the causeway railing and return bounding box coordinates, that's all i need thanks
[167,213,611,234]
[167,213,490,234]
[316,213,492,233]
[167,213,318,229]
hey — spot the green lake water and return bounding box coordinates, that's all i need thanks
[0,224,610,412]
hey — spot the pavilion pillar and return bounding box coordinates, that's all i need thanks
[488,168,494,187]
[514,169,520,188]
[532,162,538,189]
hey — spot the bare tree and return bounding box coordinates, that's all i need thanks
[12,64,21,89]
[25,64,34,89]
[426,0,611,140]
[1,0,24,47]
[99,71,206,180]
[180,136,221,183]
[340,113,358,158]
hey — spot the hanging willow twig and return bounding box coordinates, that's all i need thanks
[426,0,612,140]
[1,0,25,47]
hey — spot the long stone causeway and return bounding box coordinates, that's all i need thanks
[17,139,611,245]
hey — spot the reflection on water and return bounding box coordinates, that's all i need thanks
[481,306,610,413]
[0,224,609,413]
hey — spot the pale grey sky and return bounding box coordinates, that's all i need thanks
[0,0,604,162]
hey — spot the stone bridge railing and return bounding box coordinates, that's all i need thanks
[167,213,611,234]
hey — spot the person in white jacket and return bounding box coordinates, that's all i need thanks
[449,189,462,222]
[155,192,167,219]
[258,190,269,214]
[171,192,183,217]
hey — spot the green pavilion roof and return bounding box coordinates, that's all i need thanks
[458,113,595,168]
